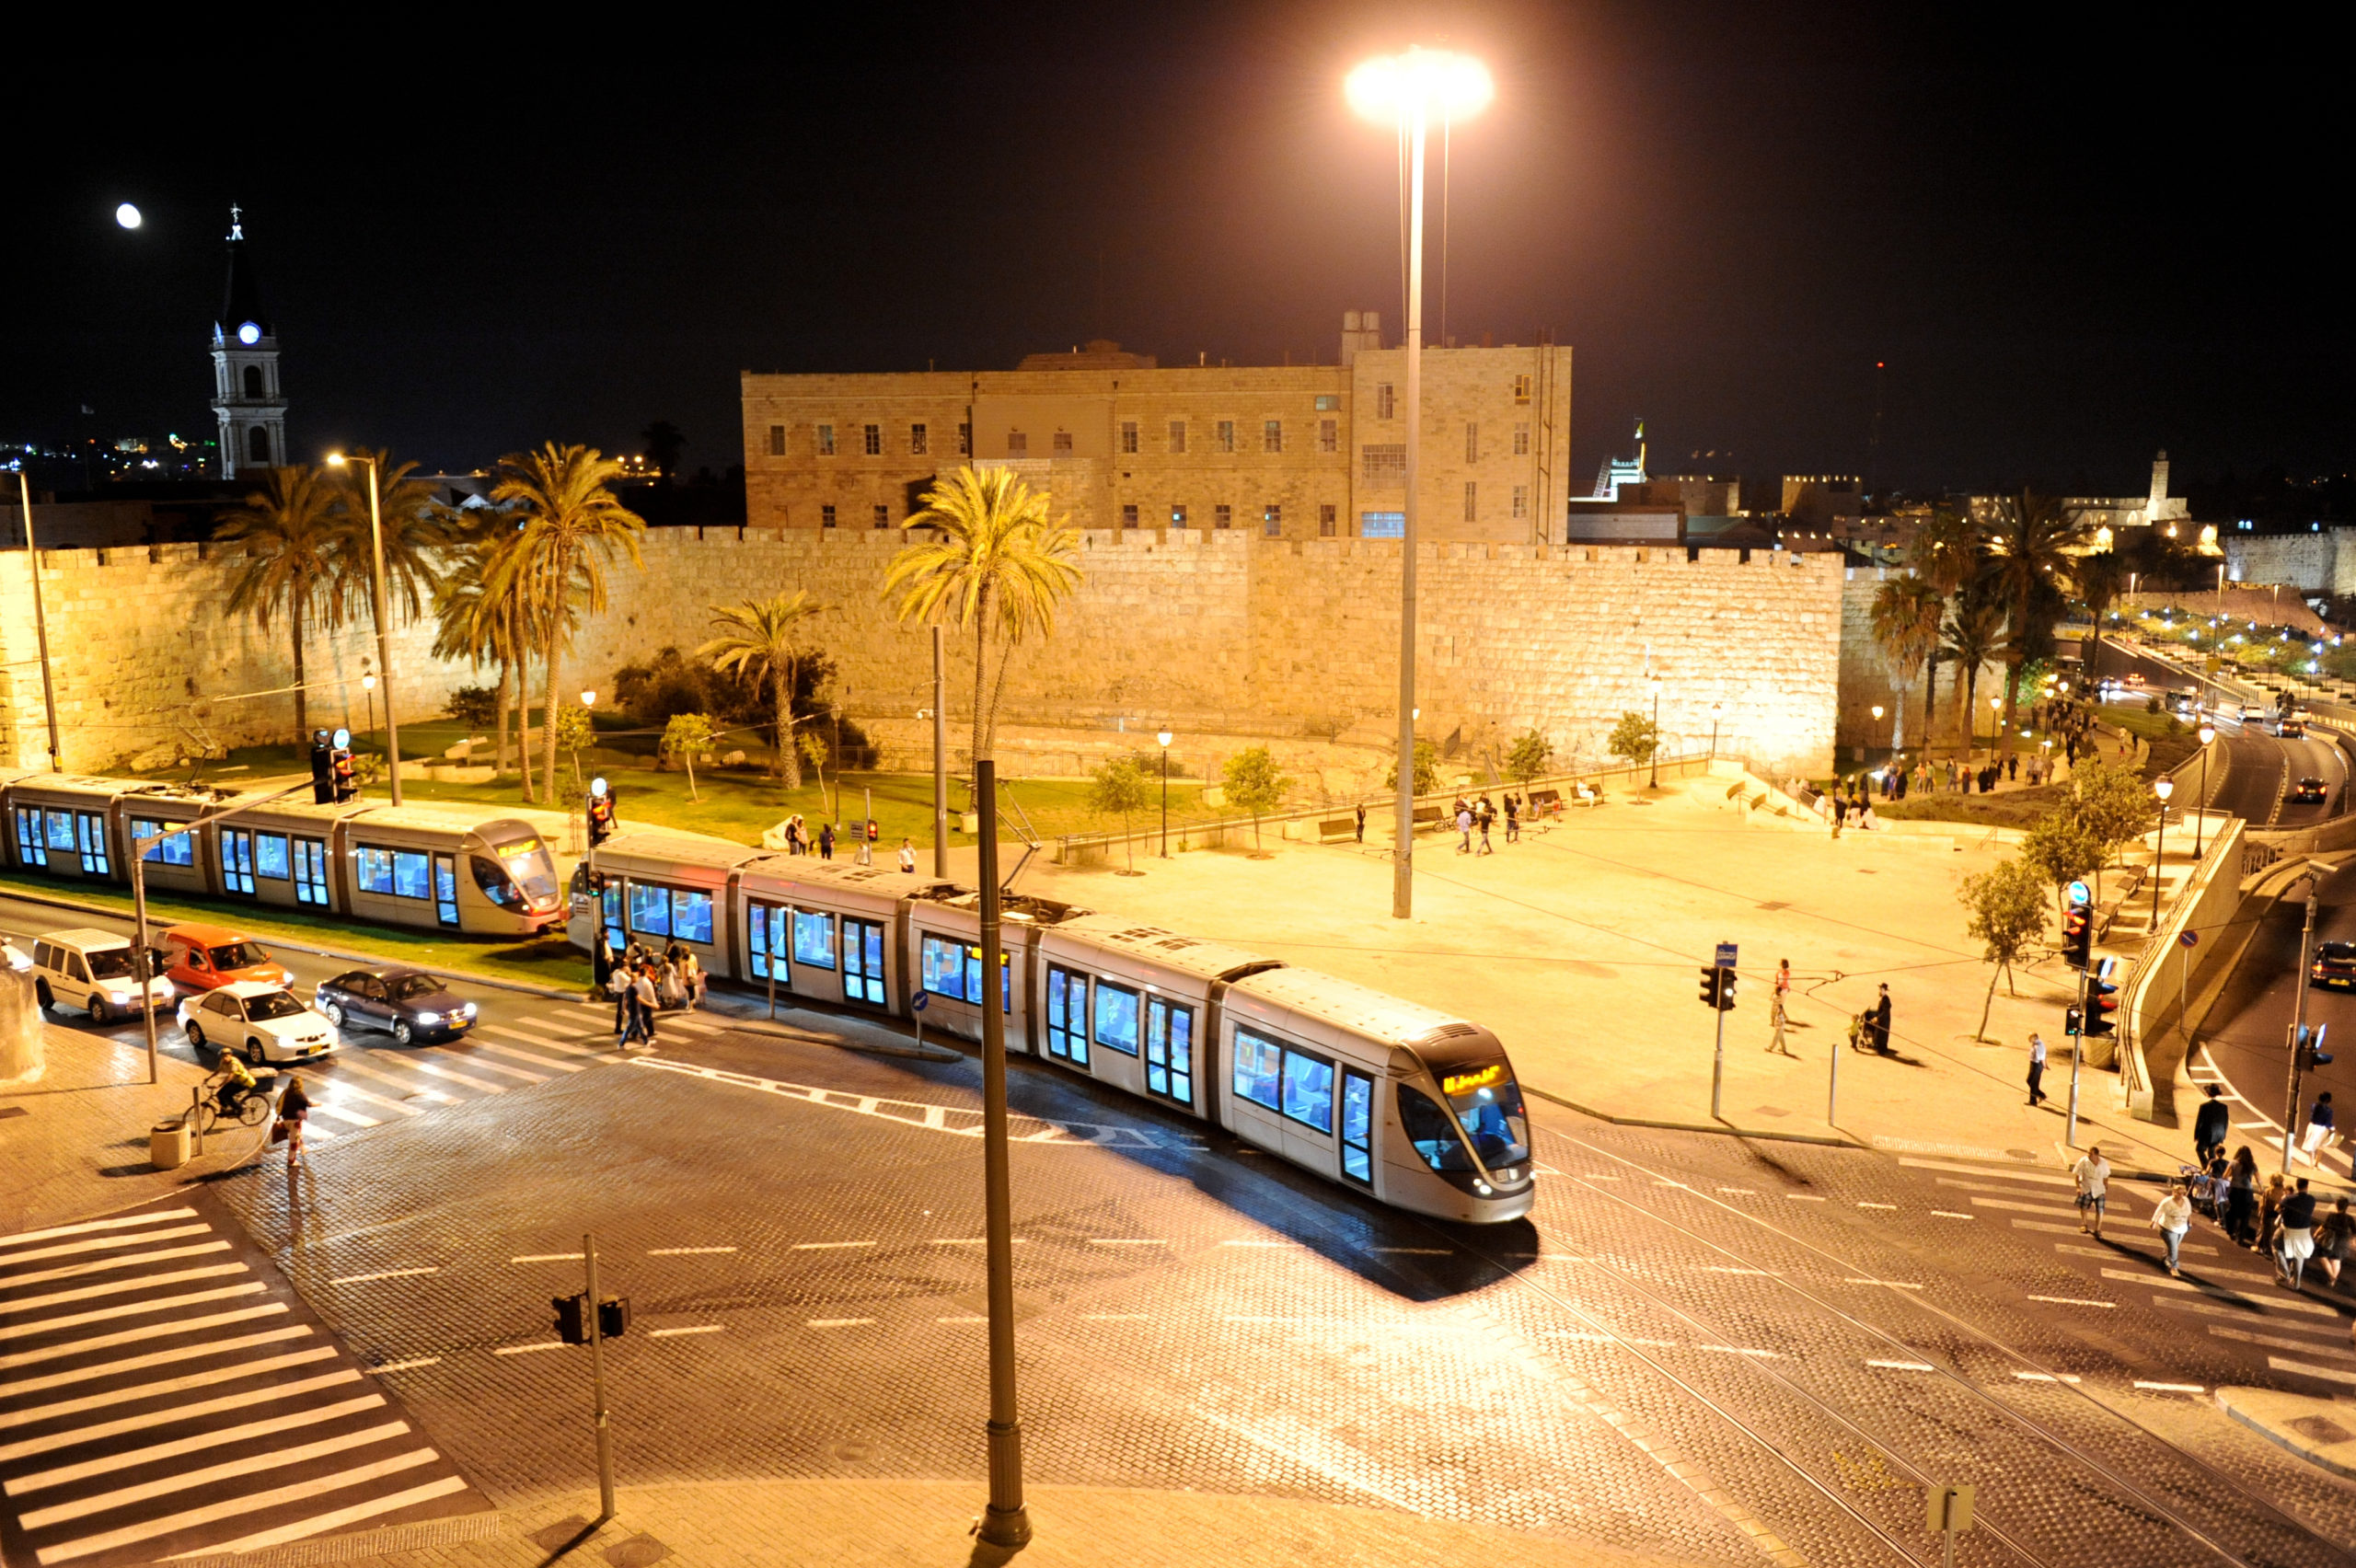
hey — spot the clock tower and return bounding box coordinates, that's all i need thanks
[209,205,287,478]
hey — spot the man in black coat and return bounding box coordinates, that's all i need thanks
[1869,984,1892,1054]
[2194,1084,2232,1170]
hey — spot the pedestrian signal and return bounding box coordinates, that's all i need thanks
[309,730,334,805]
[596,1296,631,1339]
[587,789,617,847]
[1717,968,1737,1011]
[1698,967,1721,1009]
[2299,1024,2334,1070]
[2085,972,2119,1037]
[2063,1006,2083,1037]
[329,743,357,803]
[2062,905,2093,971]
[552,1291,590,1345]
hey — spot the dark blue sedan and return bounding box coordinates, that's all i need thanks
[312,966,478,1045]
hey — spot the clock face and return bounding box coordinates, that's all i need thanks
[237,322,261,345]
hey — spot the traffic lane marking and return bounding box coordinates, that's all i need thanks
[0,1324,313,1399]
[2026,1295,2116,1308]
[0,1209,200,1251]
[0,1239,231,1289]
[329,1267,441,1285]
[4,1392,388,1494]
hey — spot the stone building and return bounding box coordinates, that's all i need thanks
[739,315,1574,545]
[207,207,287,478]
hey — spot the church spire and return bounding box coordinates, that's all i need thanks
[209,205,286,477]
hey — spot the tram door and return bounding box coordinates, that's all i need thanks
[221,829,257,895]
[747,900,790,986]
[433,853,460,928]
[1339,1068,1376,1186]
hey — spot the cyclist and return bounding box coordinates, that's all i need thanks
[215,1054,259,1121]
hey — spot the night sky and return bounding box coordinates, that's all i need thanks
[8,5,2344,500]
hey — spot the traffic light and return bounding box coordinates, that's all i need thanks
[2063,1006,2083,1037]
[329,728,357,803]
[596,1296,631,1339]
[1716,968,1737,1011]
[2299,1024,2334,1071]
[1698,967,1721,1009]
[552,1292,590,1345]
[2085,960,2119,1037]
[2062,905,2092,971]
[309,730,334,805]
[587,781,616,847]
[1696,967,1735,1010]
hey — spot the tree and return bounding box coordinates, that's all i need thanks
[641,420,687,484]
[1984,491,2093,760]
[1869,575,1944,753]
[490,444,647,803]
[1607,710,1660,773]
[1087,756,1151,873]
[2020,806,2103,921]
[2068,755,2159,900]
[1959,857,2049,1040]
[1941,579,2008,753]
[661,711,718,801]
[552,703,595,790]
[1384,738,1439,794]
[699,589,826,789]
[1222,745,1293,853]
[1907,506,1982,742]
[798,730,833,819]
[330,451,452,647]
[2074,550,2126,685]
[1505,730,1553,787]
[429,513,534,784]
[216,465,345,741]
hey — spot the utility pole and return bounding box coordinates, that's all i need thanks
[1392,91,1427,922]
[583,1233,616,1522]
[2284,883,2322,1175]
[932,626,949,878]
[16,471,62,772]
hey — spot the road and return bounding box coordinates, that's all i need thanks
[2089,640,2350,827]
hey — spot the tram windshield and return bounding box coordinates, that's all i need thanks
[1437,1062,1531,1167]
[475,828,559,908]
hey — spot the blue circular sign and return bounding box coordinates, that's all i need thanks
[2066,880,2091,906]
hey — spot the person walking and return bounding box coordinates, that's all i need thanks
[899,837,918,873]
[1768,962,1795,1057]
[1868,984,1892,1055]
[2027,1032,2049,1106]
[2258,1171,2289,1257]
[818,821,836,860]
[607,960,631,1040]
[2302,1091,2338,1165]
[628,964,660,1047]
[276,1071,311,1172]
[592,927,615,1003]
[2226,1147,2259,1245]
[2281,1177,2319,1287]
[1504,795,1519,844]
[1476,802,1494,856]
[1354,802,1366,844]
[2152,1181,2193,1276]
[2073,1144,2112,1238]
[2318,1197,2356,1288]
[2194,1084,2230,1169]
[1456,803,1473,855]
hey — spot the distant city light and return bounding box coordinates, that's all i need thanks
[114,202,141,230]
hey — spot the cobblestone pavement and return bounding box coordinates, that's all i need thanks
[167,1020,2356,1568]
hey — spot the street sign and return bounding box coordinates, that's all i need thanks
[2066,880,2091,907]
[1926,1482,1976,1533]
[1715,942,1738,968]
[2180,929,2199,949]
[912,992,930,1013]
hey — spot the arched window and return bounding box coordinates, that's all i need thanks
[248,426,271,464]
[243,364,264,399]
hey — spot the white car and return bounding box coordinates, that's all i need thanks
[179,981,340,1066]
[28,928,176,1023]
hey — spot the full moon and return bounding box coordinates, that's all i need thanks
[114,202,142,229]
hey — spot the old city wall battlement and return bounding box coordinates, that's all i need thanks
[0,530,1843,777]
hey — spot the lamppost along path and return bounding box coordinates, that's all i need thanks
[327,452,402,806]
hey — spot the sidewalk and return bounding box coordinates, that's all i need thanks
[2214,1389,2356,1482]
[223,1480,1708,1568]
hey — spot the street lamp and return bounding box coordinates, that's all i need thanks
[1987,695,2002,764]
[362,671,377,753]
[1349,45,1493,922]
[1157,727,1172,858]
[1709,701,1722,763]
[1871,704,1885,770]
[325,451,402,805]
[1648,675,1663,788]
[2153,777,2175,928]
[13,471,62,771]
[2195,721,2215,855]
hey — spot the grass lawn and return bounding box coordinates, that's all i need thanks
[0,868,586,992]
[1874,700,2190,825]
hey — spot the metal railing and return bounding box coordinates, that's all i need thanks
[2117,813,2244,1117]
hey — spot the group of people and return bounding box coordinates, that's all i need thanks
[595,932,706,1045]
[2139,1086,2356,1287]
[774,813,922,873]
[1449,793,1526,855]
[211,1055,310,1172]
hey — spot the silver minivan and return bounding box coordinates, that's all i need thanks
[29,928,175,1023]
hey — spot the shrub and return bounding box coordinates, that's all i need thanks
[445,685,499,729]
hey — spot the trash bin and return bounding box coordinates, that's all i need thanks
[150,1118,191,1170]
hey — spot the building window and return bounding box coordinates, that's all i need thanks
[1464,481,1478,522]
[1376,383,1395,420]
[1514,421,1530,455]
[1007,431,1027,455]
[1263,503,1282,537]
[1514,373,1532,404]
[1361,444,1405,487]
[910,422,928,455]
[1171,504,1189,529]
[243,364,264,399]
[1119,421,1139,454]
[1512,485,1529,520]
[1122,503,1138,529]
[1213,504,1231,530]
[1320,503,1337,537]
[821,504,837,528]
[1263,420,1282,454]
[874,504,891,529]
[1318,418,1337,454]
[1360,511,1404,538]
[1216,421,1235,454]
[248,426,271,464]
[1053,430,1073,455]
[768,424,785,456]
[816,424,837,456]
[957,422,971,455]
[1465,422,1480,463]
[863,423,881,455]
[1314,394,1340,411]
[1167,420,1186,454]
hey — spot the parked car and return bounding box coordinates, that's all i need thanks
[26,928,175,1023]
[2314,941,2356,989]
[313,966,478,1045]
[178,981,339,1065]
[163,923,292,995]
[2292,776,2330,804]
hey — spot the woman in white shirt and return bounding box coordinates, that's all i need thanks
[2151,1182,2193,1276]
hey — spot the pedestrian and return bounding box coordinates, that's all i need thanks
[1477,806,1494,856]
[2152,1180,2193,1275]
[1831,792,1848,828]
[2073,1143,2112,1238]
[607,960,631,1038]
[626,964,659,1046]
[2259,1171,2288,1255]
[1456,803,1473,854]
[1354,802,1366,843]
[899,837,918,873]
[1505,795,1519,843]
[679,949,703,1009]
[1868,984,1892,1054]
[2302,1091,2338,1165]
[2027,1032,2048,1106]
[2281,1176,2319,1287]
[2318,1198,2356,1288]
[2226,1147,2258,1245]
[592,927,615,1002]
[276,1072,310,1170]
[1768,961,1795,1057]
[819,821,836,860]
[2194,1084,2230,1169]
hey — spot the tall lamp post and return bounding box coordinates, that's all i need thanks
[1157,727,1172,857]
[1709,701,1722,763]
[1648,675,1663,788]
[362,671,377,752]
[2194,721,2215,855]
[1988,695,2002,765]
[326,452,402,805]
[1871,704,1885,773]
[14,471,62,771]
[2153,777,2175,929]
[1349,47,1493,921]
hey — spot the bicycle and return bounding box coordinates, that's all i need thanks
[193,1067,277,1136]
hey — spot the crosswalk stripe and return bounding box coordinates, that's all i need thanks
[0,1304,288,1373]
[391,1054,525,1093]
[483,1024,608,1060]
[662,1014,721,1034]
[468,1038,583,1074]
[163,1472,469,1559]
[325,1054,456,1104]
[0,1210,199,1252]
[1971,1197,2082,1216]
[6,1262,249,1317]
[0,1369,361,1463]
[306,1079,421,1118]
[2153,1294,2347,1326]
[0,1224,213,1270]
[2208,1323,2356,1359]
[2269,1355,2356,1387]
[304,1101,379,1128]
[0,1240,231,1291]
[6,1393,387,1496]
[1899,1159,2070,1184]
[0,1344,338,1430]
[0,1325,313,1398]
[20,1421,413,1530]
[436,1046,550,1084]
[0,1282,268,1344]
[508,1015,596,1041]
[34,1447,439,1564]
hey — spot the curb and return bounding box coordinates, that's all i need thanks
[2214,1389,2356,1482]
[1523,1086,1865,1149]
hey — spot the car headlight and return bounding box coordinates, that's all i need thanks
[108,991,133,1006]
[414,1011,442,1026]
[460,1002,477,1017]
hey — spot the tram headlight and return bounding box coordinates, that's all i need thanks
[1473,1180,1493,1195]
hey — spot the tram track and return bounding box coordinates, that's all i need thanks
[1467,1124,2353,1567]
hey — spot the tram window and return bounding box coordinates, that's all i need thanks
[393,851,431,899]
[13,807,44,866]
[962,945,1011,1012]
[46,813,77,855]
[792,909,836,968]
[844,917,885,1004]
[1340,1071,1375,1184]
[1280,1048,1334,1134]
[920,934,964,997]
[1231,1025,1281,1110]
[1397,1084,1475,1171]
[355,847,395,895]
[472,856,523,907]
[253,834,290,880]
[1439,1062,1532,1166]
[671,889,714,944]
[627,881,672,935]
[1093,982,1139,1055]
[1045,965,1089,1064]
[221,829,255,894]
[129,818,194,867]
[601,879,623,943]
[76,813,110,875]
[293,838,329,905]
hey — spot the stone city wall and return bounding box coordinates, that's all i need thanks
[1836,568,2005,762]
[2223,530,2354,597]
[0,529,1847,778]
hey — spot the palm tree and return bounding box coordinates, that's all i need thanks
[430,513,532,780]
[1942,579,2009,757]
[884,466,1081,769]
[2073,550,2126,685]
[1868,575,1943,754]
[1983,491,2092,759]
[330,451,454,638]
[1908,507,1981,743]
[699,589,826,789]
[216,465,347,741]
[490,444,646,803]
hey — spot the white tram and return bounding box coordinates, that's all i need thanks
[572,830,1534,1223]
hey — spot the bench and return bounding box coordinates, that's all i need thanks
[1413,803,1447,830]
[1527,788,1563,817]
[1318,816,1358,844]
[1570,782,1602,809]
